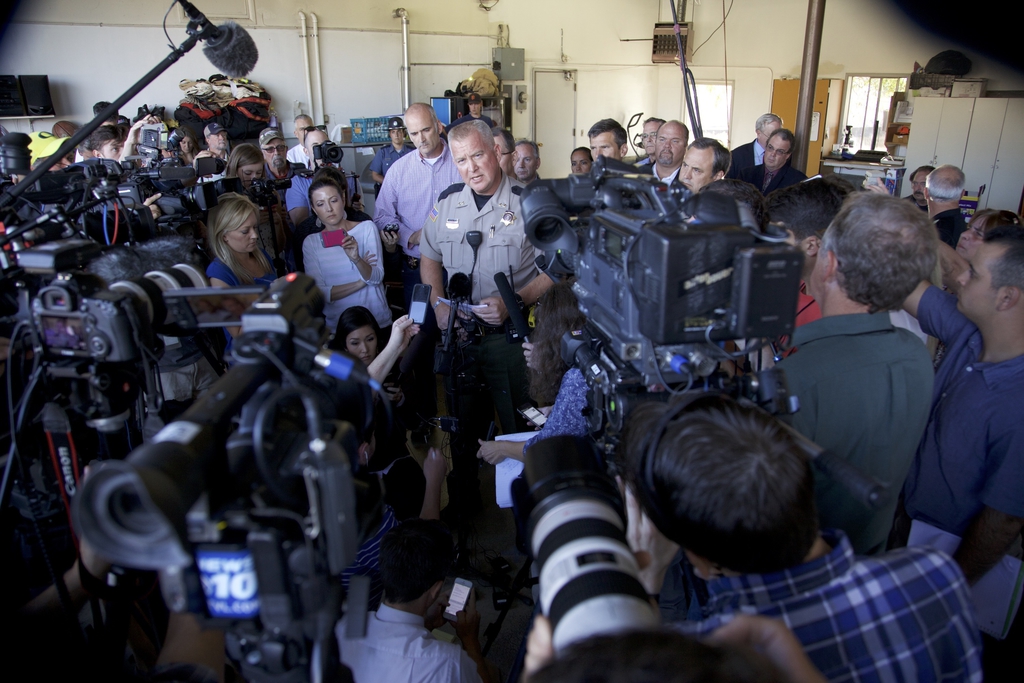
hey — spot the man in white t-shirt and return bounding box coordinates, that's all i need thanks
[287,114,313,168]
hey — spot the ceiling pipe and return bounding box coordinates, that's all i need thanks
[793,0,826,174]
[298,12,314,122]
[311,13,325,125]
[393,8,410,112]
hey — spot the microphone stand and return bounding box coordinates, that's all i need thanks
[0,0,218,209]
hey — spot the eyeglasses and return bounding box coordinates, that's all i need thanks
[765,143,791,156]
[641,133,658,141]
[262,144,288,154]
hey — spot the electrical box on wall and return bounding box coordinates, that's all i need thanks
[492,48,525,81]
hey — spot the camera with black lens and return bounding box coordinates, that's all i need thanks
[521,157,804,445]
[74,274,380,683]
[515,435,659,652]
[32,273,145,363]
[312,140,344,165]
[246,175,291,208]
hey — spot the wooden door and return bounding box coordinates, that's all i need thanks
[770,79,832,176]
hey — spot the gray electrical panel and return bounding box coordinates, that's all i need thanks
[492,47,525,81]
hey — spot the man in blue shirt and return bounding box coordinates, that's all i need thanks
[447,92,494,131]
[901,227,1024,674]
[621,396,982,682]
[369,117,414,196]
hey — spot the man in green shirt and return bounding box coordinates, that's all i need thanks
[778,194,938,555]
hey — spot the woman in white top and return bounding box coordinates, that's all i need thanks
[302,174,391,332]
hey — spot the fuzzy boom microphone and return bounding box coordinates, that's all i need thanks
[178,1,259,77]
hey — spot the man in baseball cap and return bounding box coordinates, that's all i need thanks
[369,116,415,194]
[194,122,229,181]
[259,128,293,188]
[447,92,495,131]
[28,131,73,170]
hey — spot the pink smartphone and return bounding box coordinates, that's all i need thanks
[321,229,347,248]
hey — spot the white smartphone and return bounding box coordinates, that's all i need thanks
[444,577,473,620]
[518,403,547,428]
[410,283,431,325]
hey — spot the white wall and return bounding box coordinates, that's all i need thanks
[2,0,1021,161]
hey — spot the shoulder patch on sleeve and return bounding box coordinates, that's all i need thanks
[437,183,466,201]
[510,185,523,196]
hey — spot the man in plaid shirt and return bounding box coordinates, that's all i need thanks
[622,395,982,682]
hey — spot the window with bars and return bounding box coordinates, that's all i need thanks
[841,75,907,152]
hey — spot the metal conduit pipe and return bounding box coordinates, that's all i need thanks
[311,13,325,125]
[298,12,314,123]
[393,8,410,112]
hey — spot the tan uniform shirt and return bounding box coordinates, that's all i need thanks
[420,174,541,303]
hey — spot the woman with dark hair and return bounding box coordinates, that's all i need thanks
[331,306,447,608]
[476,281,590,463]
[303,174,389,331]
[292,166,372,271]
[956,208,1022,261]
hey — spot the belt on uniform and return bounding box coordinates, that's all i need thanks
[477,324,505,336]
[405,256,420,270]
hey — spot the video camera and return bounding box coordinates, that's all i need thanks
[73,274,380,683]
[521,158,804,442]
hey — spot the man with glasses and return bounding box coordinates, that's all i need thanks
[727,113,783,179]
[260,128,294,196]
[905,165,935,212]
[635,116,665,169]
[737,128,806,196]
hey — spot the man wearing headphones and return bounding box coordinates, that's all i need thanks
[620,395,981,682]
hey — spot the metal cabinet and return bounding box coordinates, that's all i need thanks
[904,97,1024,213]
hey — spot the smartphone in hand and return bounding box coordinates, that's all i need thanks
[444,578,473,620]
[410,283,432,324]
[321,229,347,248]
[518,402,547,428]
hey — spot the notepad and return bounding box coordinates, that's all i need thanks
[493,432,533,509]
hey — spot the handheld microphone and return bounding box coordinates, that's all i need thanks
[494,272,530,342]
[177,1,259,77]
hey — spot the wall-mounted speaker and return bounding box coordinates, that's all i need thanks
[18,75,55,116]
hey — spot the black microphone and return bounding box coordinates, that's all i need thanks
[494,272,530,342]
[447,272,472,300]
[178,1,259,77]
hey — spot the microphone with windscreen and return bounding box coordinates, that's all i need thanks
[178,1,259,77]
[495,272,530,343]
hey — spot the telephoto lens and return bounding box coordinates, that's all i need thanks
[522,435,659,652]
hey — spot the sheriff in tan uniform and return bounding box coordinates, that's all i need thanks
[419,119,553,522]
[419,174,540,305]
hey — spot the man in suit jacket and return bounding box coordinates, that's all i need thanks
[726,113,782,179]
[737,128,807,196]
[650,120,689,186]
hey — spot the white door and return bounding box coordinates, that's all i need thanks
[988,99,1024,214]
[533,70,577,179]
[933,98,975,168]
[904,97,942,175]
[962,98,1007,208]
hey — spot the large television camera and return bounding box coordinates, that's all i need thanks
[521,159,804,442]
[73,274,381,682]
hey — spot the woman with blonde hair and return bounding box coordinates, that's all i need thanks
[226,142,289,269]
[206,192,276,288]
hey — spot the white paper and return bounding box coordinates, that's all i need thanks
[493,432,534,508]
[810,112,820,142]
[438,297,488,315]
[908,519,1024,639]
